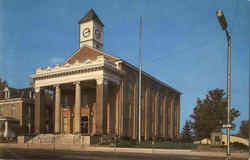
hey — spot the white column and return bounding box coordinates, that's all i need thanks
[74,81,81,134]
[54,85,61,133]
[4,120,8,138]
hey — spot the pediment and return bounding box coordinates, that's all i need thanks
[64,46,119,65]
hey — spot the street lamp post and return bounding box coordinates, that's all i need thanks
[216,10,231,159]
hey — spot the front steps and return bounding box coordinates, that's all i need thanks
[19,134,100,145]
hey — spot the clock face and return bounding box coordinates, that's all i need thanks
[95,29,101,40]
[83,28,90,38]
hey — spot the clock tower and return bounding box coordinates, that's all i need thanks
[79,9,104,50]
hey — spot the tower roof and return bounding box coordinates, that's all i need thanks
[78,8,104,27]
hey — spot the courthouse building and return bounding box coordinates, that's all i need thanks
[29,9,181,141]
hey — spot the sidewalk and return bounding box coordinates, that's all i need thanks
[85,146,248,159]
[0,143,248,159]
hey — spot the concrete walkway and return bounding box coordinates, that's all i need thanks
[0,143,248,159]
[86,146,248,159]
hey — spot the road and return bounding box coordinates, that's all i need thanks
[0,148,246,160]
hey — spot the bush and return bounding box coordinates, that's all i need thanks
[157,137,165,142]
[231,142,249,151]
[120,136,130,141]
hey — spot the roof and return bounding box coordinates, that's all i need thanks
[121,61,182,94]
[78,8,104,27]
[0,116,19,121]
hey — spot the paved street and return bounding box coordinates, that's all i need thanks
[0,148,247,160]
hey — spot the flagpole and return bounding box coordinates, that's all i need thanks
[138,16,142,144]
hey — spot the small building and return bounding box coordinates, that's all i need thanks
[0,86,35,137]
[193,132,249,146]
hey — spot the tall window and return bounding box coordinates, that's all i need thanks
[127,81,134,119]
[125,80,134,137]
[63,117,68,133]
[150,89,154,136]
[173,98,177,137]
[141,88,145,136]
[81,91,88,108]
[158,95,162,137]
[0,105,3,116]
[10,105,15,117]
[5,90,9,99]
[62,95,68,108]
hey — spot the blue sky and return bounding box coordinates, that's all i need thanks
[0,0,249,134]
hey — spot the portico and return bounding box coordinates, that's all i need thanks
[30,56,122,135]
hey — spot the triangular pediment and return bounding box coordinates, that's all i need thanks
[64,46,120,65]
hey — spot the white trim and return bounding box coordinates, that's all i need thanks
[34,70,103,88]
[30,55,120,80]
[0,100,23,104]
[35,87,40,93]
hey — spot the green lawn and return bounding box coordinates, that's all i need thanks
[117,140,199,150]
[117,140,249,152]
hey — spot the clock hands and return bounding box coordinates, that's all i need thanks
[83,28,90,37]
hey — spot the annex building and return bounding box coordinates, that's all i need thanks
[1,9,181,142]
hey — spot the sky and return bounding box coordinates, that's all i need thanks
[0,0,249,134]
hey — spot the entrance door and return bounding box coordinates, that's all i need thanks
[80,116,88,134]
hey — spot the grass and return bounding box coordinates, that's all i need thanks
[117,140,199,150]
[117,140,249,152]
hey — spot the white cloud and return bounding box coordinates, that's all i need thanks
[49,57,64,65]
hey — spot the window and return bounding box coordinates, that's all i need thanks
[64,117,68,133]
[5,91,9,99]
[215,136,220,142]
[62,95,68,108]
[80,116,88,134]
[81,92,87,108]
[10,105,15,117]
[0,105,3,116]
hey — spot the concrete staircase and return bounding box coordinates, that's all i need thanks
[23,134,100,145]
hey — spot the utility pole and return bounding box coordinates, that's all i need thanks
[226,29,231,160]
[248,38,250,160]
[216,10,232,160]
[138,16,142,144]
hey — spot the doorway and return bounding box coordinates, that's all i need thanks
[80,116,88,134]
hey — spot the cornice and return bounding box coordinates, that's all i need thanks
[30,56,122,80]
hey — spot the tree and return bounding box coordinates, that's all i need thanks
[190,88,240,140]
[181,120,193,143]
[237,120,249,139]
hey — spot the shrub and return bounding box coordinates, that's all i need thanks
[120,136,130,141]
[231,142,249,151]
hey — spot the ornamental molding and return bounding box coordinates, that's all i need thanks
[96,78,108,85]
[34,70,103,88]
[35,87,40,93]
[0,98,24,104]
[30,56,120,80]
[73,81,81,85]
